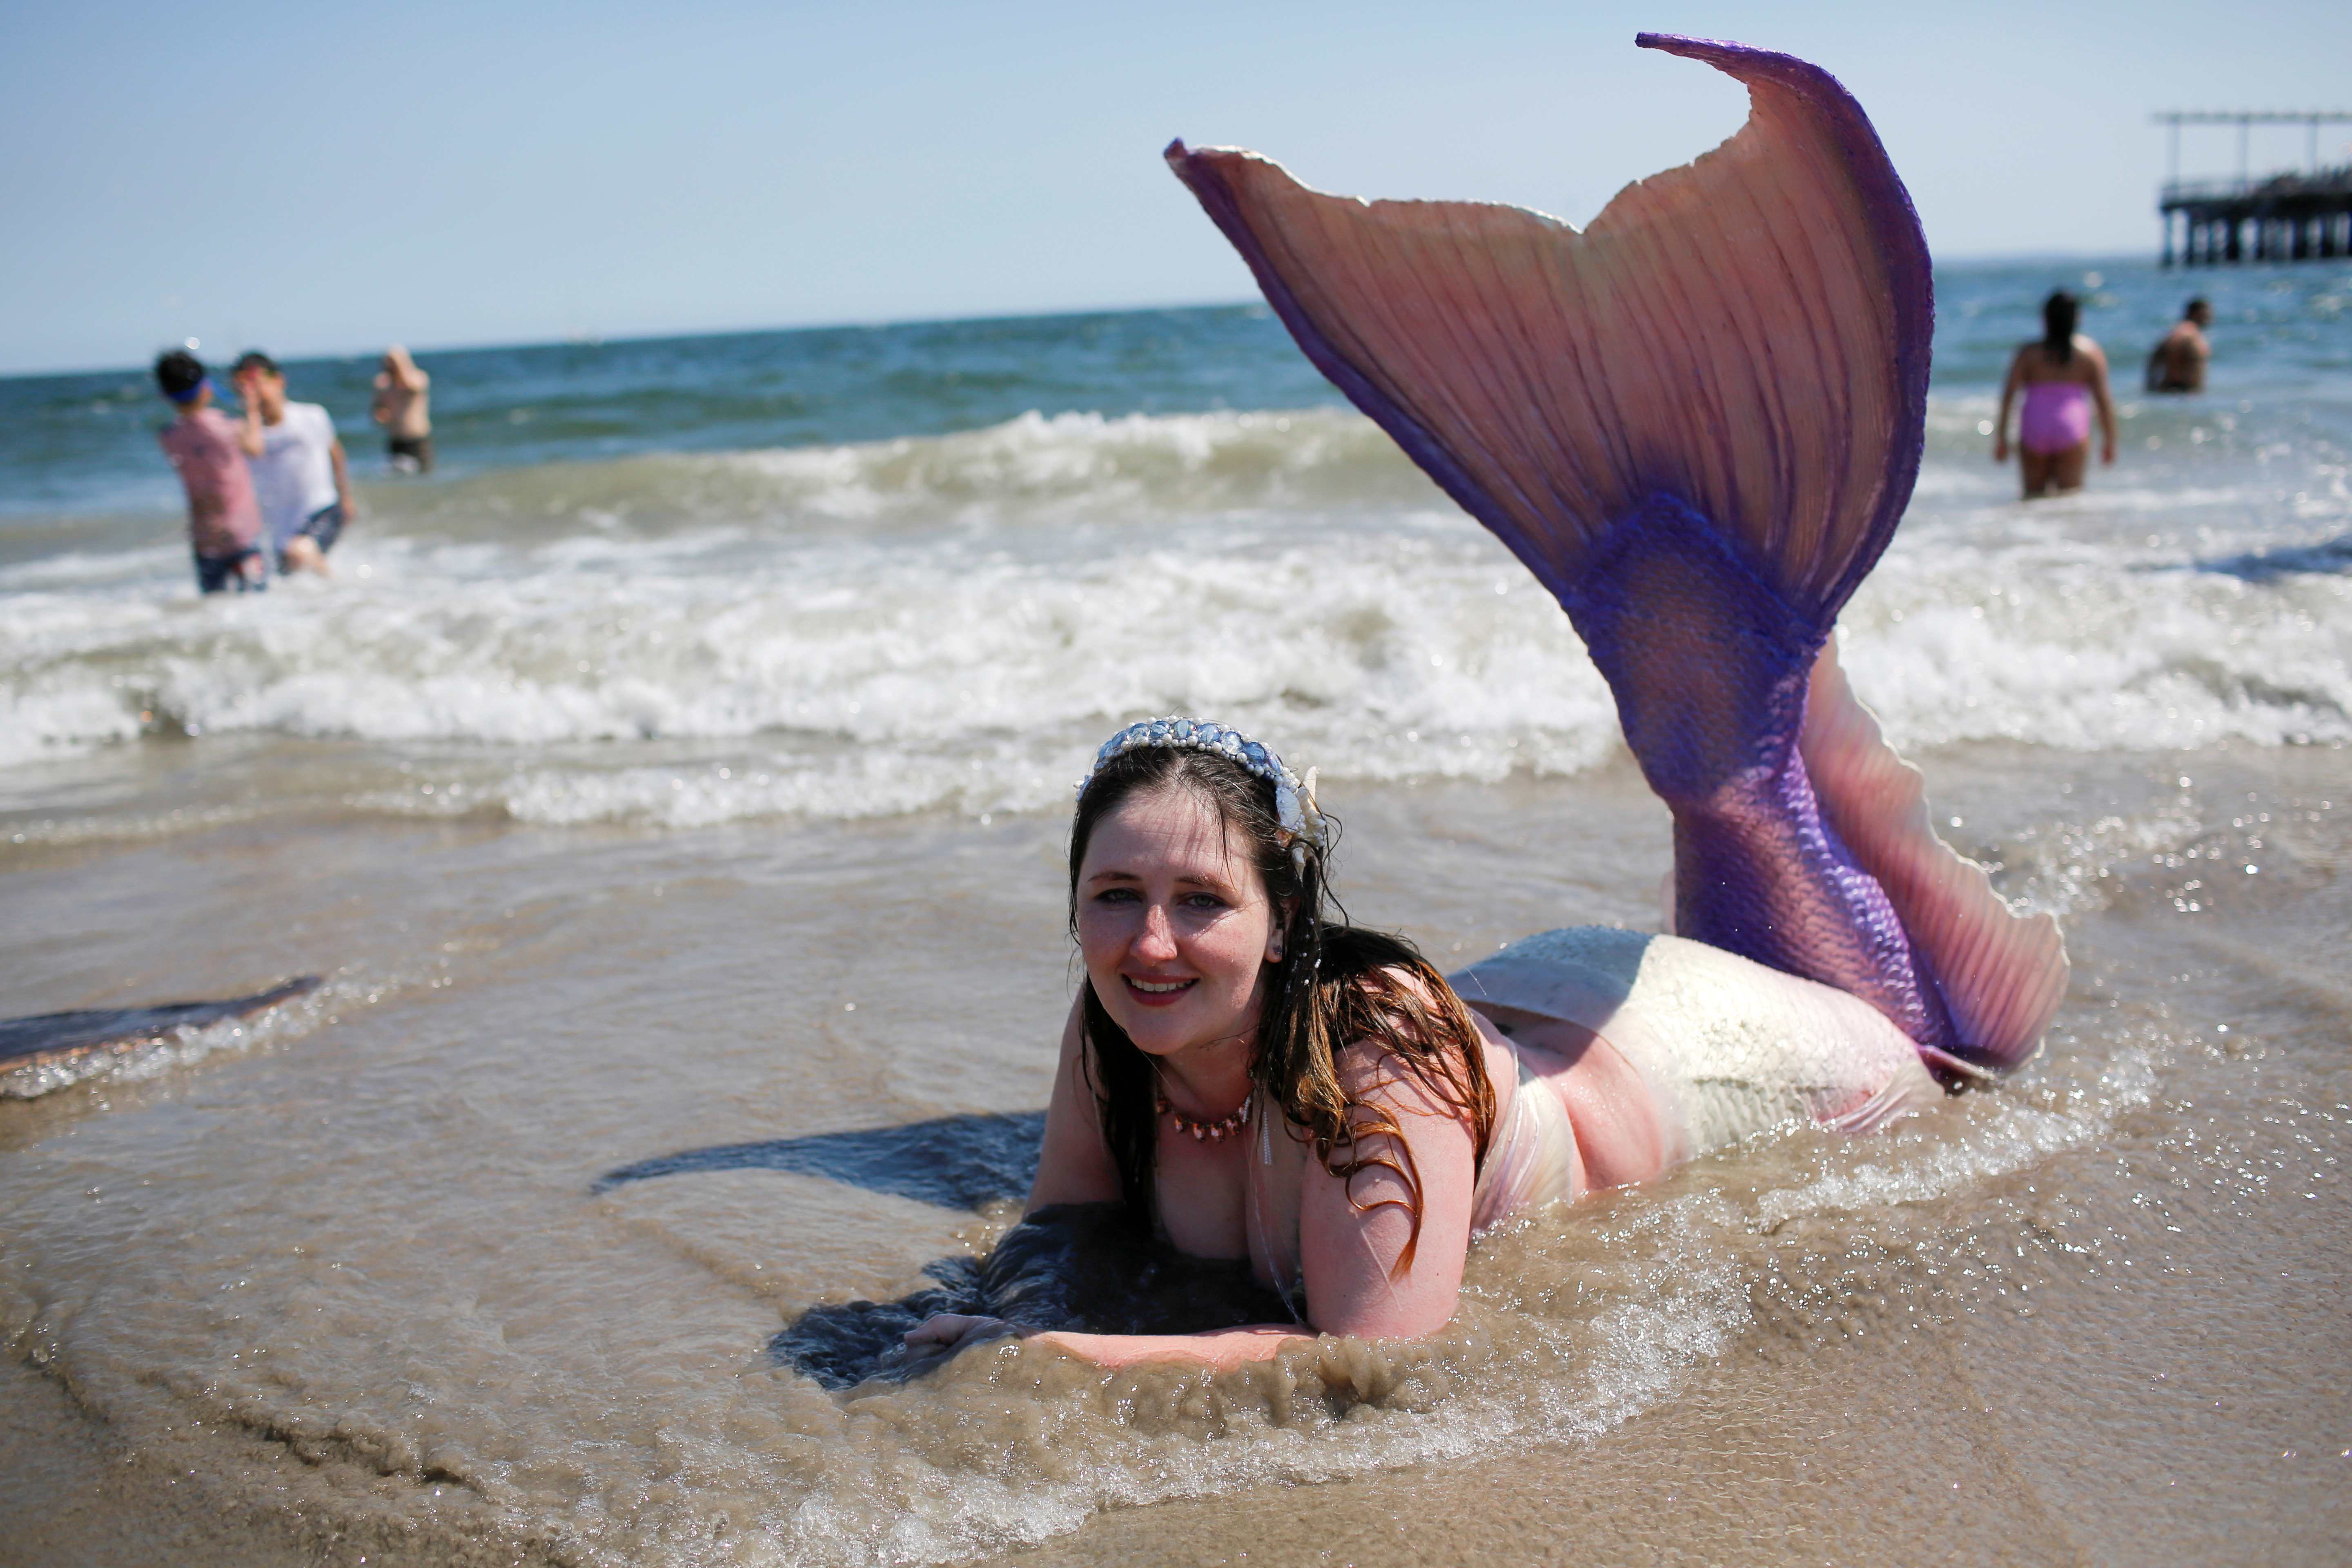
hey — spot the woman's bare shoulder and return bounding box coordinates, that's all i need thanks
[1328,966,1477,1100]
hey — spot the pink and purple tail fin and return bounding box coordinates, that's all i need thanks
[1168,33,2066,1074]
[1798,644,2068,1075]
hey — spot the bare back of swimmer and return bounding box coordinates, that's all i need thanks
[2145,298,2213,394]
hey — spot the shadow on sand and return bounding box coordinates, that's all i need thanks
[595,1114,1292,1388]
[0,976,321,1078]
[592,1110,1047,1207]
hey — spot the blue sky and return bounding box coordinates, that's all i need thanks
[3,0,2346,374]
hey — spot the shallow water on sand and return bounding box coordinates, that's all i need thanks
[3,742,2348,1566]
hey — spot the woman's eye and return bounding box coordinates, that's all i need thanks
[1182,892,1227,911]
[1094,887,1139,904]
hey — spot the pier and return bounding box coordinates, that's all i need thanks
[2155,111,2352,266]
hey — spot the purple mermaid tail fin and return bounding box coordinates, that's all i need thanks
[1168,33,1930,619]
[1169,34,2066,1072]
[1800,643,2069,1074]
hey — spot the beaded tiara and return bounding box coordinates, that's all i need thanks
[1076,716,1325,869]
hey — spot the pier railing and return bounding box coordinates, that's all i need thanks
[2162,169,2352,206]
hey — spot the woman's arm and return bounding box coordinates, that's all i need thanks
[2085,340,2118,464]
[1294,1040,1481,1340]
[903,1313,1305,1370]
[1026,992,1122,1209]
[905,999,1143,1367]
[1032,1326,1303,1369]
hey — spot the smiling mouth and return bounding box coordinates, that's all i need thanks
[1125,977,1196,996]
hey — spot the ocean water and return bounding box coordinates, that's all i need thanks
[2,256,2348,1567]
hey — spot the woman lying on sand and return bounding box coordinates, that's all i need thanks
[905,34,2070,1371]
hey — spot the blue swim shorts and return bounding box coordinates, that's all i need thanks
[194,546,267,595]
[278,503,345,572]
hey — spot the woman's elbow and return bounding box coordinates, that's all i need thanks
[1314,1301,1459,1343]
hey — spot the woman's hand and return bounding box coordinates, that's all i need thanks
[901,1313,1025,1361]
[1992,432,2009,463]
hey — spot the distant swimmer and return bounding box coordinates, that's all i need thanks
[371,344,433,473]
[2145,297,2213,394]
[153,349,267,594]
[232,352,355,579]
[1993,290,2116,499]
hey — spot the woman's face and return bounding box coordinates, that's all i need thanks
[1075,784,1283,1062]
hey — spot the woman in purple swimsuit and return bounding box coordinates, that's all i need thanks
[1994,290,2118,499]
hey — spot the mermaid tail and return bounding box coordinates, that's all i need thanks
[1169,33,2065,1072]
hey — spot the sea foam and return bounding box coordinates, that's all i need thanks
[1,404,2345,824]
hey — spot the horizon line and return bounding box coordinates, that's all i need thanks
[0,248,2198,382]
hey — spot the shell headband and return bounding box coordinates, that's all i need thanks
[1076,716,1326,871]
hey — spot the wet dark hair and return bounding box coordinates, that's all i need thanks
[1067,744,1494,1274]
[232,350,280,377]
[2184,297,2210,320]
[2040,291,2078,365]
[153,349,205,400]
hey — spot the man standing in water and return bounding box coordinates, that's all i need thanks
[153,348,267,594]
[2145,298,2213,393]
[233,351,355,578]
[371,345,433,473]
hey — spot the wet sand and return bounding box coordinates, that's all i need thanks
[4,742,2349,1566]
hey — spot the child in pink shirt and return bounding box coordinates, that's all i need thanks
[153,349,266,593]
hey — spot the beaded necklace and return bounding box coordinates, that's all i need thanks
[1155,1088,1252,1142]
